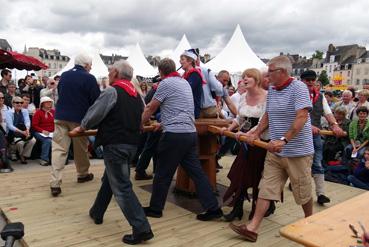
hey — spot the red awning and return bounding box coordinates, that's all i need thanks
[0,49,48,71]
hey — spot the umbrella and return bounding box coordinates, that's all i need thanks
[0,49,48,71]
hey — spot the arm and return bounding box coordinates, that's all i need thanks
[31,111,44,133]
[224,95,237,116]
[284,108,309,142]
[80,87,117,130]
[22,109,31,129]
[142,99,161,125]
[253,112,269,137]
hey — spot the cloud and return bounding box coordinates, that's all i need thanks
[1,0,369,59]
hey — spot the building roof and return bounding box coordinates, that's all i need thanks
[0,39,12,51]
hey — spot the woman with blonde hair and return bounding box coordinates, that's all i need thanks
[350,89,369,120]
[221,68,275,221]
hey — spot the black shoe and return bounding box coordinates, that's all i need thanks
[77,173,94,183]
[89,209,103,224]
[264,201,276,217]
[224,197,244,222]
[135,172,153,180]
[51,187,61,197]
[122,230,154,245]
[143,207,162,218]
[317,194,330,205]
[288,182,293,191]
[197,208,223,221]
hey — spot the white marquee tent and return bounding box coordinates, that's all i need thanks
[55,51,108,79]
[169,34,192,70]
[206,25,266,74]
[127,43,157,77]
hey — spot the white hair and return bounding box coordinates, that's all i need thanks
[267,55,293,75]
[111,60,134,80]
[342,90,353,97]
[74,53,92,67]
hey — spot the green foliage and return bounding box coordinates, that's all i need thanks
[312,50,324,59]
[318,70,330,86]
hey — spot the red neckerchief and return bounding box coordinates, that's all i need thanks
[273,77,294,91]
[162,71,180,80]
[310,88,320,105]
[112,79,137,97]
[183,67,206,84]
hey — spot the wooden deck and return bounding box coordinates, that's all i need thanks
[0,156,365,247]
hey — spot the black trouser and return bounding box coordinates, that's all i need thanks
[135,131,161,175]
[150,132,219,212]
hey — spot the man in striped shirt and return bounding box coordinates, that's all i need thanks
[230,55,314,242]
[141,58,223,221]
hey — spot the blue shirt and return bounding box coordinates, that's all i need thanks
[55,65,101,123]
[5,108,31,133]
[266,79,314,157]
[154,76,196,133]
[200,67,223,108]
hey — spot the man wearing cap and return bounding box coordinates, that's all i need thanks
[50,53,100,197]
[32,96,55,166]
[142,58,223,221]
[300,69,345,205]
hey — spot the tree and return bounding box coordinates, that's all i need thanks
[312,50,324,59]
[318,70,330,86]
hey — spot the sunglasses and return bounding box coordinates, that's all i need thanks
[14,102,24,104]
[0,97,4,99]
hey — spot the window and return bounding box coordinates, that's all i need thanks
[53,63,56,69]
[59,64,63,69]
[357,79,360,85]
[48,71,51,76]
[330,55,335,63]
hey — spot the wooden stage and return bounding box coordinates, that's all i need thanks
[0,157,365,247]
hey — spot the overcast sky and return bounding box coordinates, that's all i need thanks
[1,0,369,59]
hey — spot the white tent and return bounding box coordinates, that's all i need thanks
[55,51,108,79]
[206,25,266,74]
[169,34,192,70]
[127,43,157,77]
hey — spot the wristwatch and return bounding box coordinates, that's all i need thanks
[280,136,289,144]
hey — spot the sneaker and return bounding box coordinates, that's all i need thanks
[39,160,50,166]
[77,173,94,183]
[50,187,61,197]
[196,208,223,221]
[317,194,330,205]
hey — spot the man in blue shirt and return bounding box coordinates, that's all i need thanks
[50,53,101,197]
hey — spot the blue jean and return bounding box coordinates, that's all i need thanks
[312,134,325,174]
[33,132,52,162]
[150,132,219,212]
[90,144,151,234]
[347,175,369,190]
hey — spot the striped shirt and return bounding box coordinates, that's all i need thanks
[154,76,196,133]
[266,79,314,157]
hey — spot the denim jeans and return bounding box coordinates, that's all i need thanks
[150,132,219,212]
[33,132,52,162]
[312,134,325,174]
[90,143,151,234]
[135,131,161,175]
[347,175,369,190]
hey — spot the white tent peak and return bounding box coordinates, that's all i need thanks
[169,34,192,69]
[55,51,108,79]
[206,24,266,73]
[127,43,157,77]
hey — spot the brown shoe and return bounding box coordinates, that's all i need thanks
[135,172,153,180]
[77,173,94,183]
[229,223,258,242]
[50,187,61,197]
